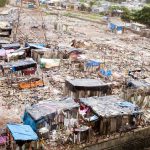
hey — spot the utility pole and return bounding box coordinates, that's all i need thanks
[13,0,23,41]
[36,0,47,45]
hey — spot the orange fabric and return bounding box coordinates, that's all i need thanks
[19,80,44,89]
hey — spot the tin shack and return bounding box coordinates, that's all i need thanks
[0,59,37,76]
[23,98,79,132]
[64,78,112,98]
[79,95,142,136]
[0,22,12,37]
[7,124,38,150]
[124,79,150,108]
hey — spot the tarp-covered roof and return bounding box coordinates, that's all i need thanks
[127,80,150,89]
[0,59,37,71]
[7,124,38,141]
[80,95,140,117]
[0,22,11,29]
[25,98,79,121]
[66,78,108,87]
[65,78,112,91]
[67,48,83,54]
[0,40,10,44]
[31,48,52,53]
[86,59,102,67]
[0,48,14,57]
[1,43,20,50]
[27,43,45,49]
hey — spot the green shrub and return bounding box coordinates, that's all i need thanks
[133,6,150,26]
[0,0,7,7]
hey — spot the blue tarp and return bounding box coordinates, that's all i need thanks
[116,101,139,112]
[116,101,135,107]
[109,23,123,32]
[10,59,37,72]
[23,112,37,131]
[39,0,46,4]
[100,69,112,77]
[25,43,45,49]
[7,124,38,141]
[86,60,101,67]
[110,23,116,30]
[117,26,123,31]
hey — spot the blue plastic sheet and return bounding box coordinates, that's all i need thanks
[7,124,38,141]
[89,115,98,121]
[86,60,101,67]
[116,101,135,108]
[117,26,123,31]
[25,43,45,49]
[23,112,37,131]
[116,101,139,112]
[110,23,116,30]
[100,69,112,77]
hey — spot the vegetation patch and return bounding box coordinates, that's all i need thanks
[0,0,8,7]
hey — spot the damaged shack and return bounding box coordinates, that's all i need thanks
[84,59,104,72]
[31,48,51,63]
[6,50,26,62]
[64,78,112,98]
[22,95,142,145]
[0,22,12,37]
[0,43,20,50]
[23,98,92,144]
[23,98,79,132]
[7,124,38,150]
[124,79,150,108]
[79,95,142,136]
[0,59,37,76]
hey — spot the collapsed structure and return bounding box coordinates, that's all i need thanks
[80,95,141,135]
[125,79,150,108]
[0,59,37,76]
[0,22,12,37]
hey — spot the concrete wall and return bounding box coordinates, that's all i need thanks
[82,127,150,150]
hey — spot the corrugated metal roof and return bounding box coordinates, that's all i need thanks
[26,98,79,121]
[66,78,108,87]
[80,95,140,117]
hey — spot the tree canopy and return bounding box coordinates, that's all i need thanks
[0,0,8,7]
[133,6,150,26]
[109,5,150,26]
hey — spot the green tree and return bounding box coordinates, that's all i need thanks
[146,0,150,3]
[89,0,96,7]
[121,7,133,22]
[109,4,150,26]
[0,0,7,7]
[80,4,87,11]
[133,6,150,26]
[109,6,132,22]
